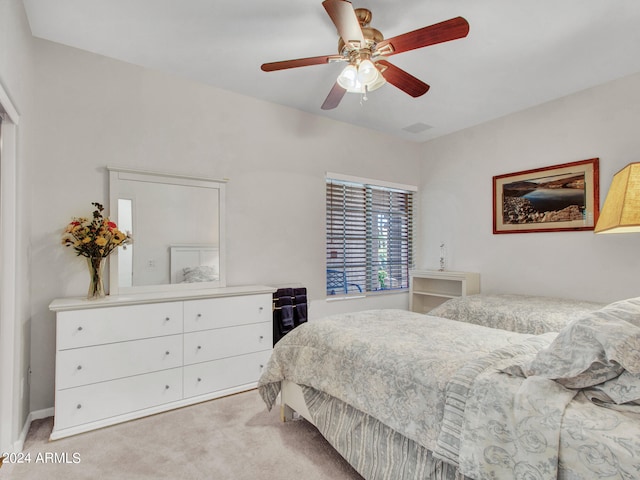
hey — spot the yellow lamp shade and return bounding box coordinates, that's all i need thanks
[595,162,640,233]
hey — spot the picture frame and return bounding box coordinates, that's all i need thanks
[493,158,599,234]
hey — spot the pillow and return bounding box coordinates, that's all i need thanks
[514,297,640,389]
[594,296,640,328]
[182,265,218,283]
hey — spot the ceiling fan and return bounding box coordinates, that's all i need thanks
[260,0,470,110]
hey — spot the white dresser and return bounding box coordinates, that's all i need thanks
[49,285,274,440]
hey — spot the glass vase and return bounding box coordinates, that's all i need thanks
[87,257,106,300]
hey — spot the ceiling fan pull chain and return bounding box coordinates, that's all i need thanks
[361,85,369,105]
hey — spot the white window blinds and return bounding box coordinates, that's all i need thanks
[326,177,414,295]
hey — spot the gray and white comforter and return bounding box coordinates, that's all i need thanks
[436,336,640,479]
[258,303,640,480]
[428,294,604,334]
[259,309,532,449]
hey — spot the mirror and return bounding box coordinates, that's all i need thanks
[108,167,226,295]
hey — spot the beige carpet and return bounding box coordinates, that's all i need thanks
[0,389,364,480]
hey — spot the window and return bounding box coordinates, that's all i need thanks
[326,175,415,296]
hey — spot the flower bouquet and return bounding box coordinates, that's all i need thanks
[62,202,132,299]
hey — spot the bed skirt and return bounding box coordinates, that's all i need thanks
[302,386,472,480]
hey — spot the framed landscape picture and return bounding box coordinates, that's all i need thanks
[493,158,599,234]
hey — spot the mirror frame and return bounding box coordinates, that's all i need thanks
[108,166,227,295]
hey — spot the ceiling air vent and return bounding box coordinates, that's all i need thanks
[402,122,433,134]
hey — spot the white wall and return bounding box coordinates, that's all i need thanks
[0,0,34,451]
[19,3,640,419]
[418,71,640,304]
[28,39,422,411]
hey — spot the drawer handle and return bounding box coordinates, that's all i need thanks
[165,351,170,355]
[197,377,202,382]
[165,385,170,390]
[197,313,202,318]
[165,317,170,322]
[77,326,83,331]
[76,365,82,370]
[259,306,264,312]
[259,335,264,341]
[197,345,202,350]
[76,404,82,409]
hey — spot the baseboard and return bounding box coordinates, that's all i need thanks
[12,407,54,452]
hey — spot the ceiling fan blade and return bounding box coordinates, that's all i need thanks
[376,16,469,56]
[321,82,347,110]
[377,60,430,98]
[322,0,365,48]
[261,54,341,72]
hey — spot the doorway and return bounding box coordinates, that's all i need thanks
[0,82,20,453]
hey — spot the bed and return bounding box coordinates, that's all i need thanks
[169,244,219,284]
[427,293,606,334]
[257,295,640,480]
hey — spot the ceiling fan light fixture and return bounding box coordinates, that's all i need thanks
[337,64,359,90]
[366,71,386,92]
[357,59,377,84]
[337,60,385,94]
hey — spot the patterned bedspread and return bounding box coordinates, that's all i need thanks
[258,305,640,480]
[427,294,604,334]
[259,309,532,449]
[436,337,640,479]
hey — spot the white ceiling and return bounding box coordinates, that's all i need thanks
[22,0,640,142]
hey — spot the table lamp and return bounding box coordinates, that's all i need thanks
[594,163,640,234]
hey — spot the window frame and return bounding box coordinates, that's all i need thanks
[326,173,416,297]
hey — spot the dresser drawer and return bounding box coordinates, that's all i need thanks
[56,334,183,390]
[183,350,271,399]
[54,368,183,430]
[183,294,271,332]
[57,302,183,350]
[184,322,272,365]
